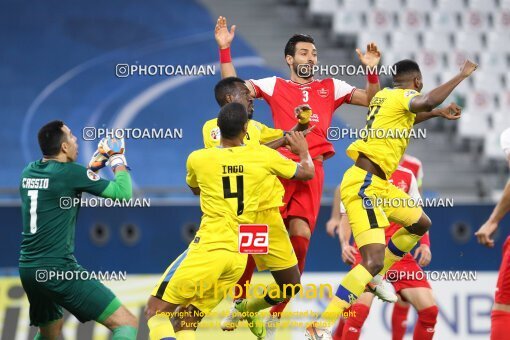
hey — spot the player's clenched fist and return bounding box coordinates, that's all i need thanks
[459,59,478,78]
[286,131,309,155]
[475,220,498,248]
[341,244,358,265]
[215,16,236,49]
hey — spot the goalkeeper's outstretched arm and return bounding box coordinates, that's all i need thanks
[99,170,132,200]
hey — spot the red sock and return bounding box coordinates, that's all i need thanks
[341,303,370,340]
[491,310,510,340]
[391,303,410,340]
[233,255,256,300]
[333,310,348,340]
[413,305,438,340]
[269,235,309,317]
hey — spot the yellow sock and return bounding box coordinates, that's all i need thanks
[381,227,422,276]
[319,264,373,326]
[320,296,350,325]
[175,330,196,340]
[245,282,285,312]
[147,314,175,340]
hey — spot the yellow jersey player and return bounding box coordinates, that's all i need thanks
[202,76,311,150]
[203,77,314,337]
[145,102,314,340]
[306,59,477,339]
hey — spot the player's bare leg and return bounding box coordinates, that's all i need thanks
[363,213,432,303]
[358,242,397,302]
[145,295,180,340]
[391,297,411,340]
[375,212,431,282]
[36,318,64,340]
[100,305,138,339]
[399,287,438,340]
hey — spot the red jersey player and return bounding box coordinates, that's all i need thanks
[331,165,438,340]
[215,16,382,337]
[400,154,424,191]
[475,127,510,340]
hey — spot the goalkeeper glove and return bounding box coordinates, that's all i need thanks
[102,136,129,170]
[99,136,125,156]
[88,138,111,172]
[88,150,108,172]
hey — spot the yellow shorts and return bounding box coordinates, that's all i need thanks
[252,208,298,272]
[151,246,247,314]
[340,165,423,248]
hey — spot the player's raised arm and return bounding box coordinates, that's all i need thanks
[185,152,201,196]
[410,60,477,113]
[338,203,357,265]
[326,184,341,237]
[349,42,382,107]
[215,16,237,78]
[476,178,510,248]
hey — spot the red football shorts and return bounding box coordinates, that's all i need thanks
[279,159,324,233]
[351,252,430,294]
[495,236,510,304]
[388,254,431,293]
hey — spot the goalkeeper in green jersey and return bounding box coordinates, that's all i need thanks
[19,120,137,340]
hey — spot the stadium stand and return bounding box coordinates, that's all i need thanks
[306,0,510,198]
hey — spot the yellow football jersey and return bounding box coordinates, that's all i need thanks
[346,88,421,179]
[186,144,297,251]
[202,118,284,148]
[202,118,286,210]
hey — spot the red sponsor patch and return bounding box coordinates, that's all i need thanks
[239,224,269,254]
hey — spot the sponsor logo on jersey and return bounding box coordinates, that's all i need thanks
[239,224,269,254]
[317,87,329,98]
[404,90,418,97]
[87,169,100,181]
[310,113,320,123]
[210,127,220,140]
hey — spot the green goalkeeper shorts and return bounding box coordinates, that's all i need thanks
[19,263,121,326]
